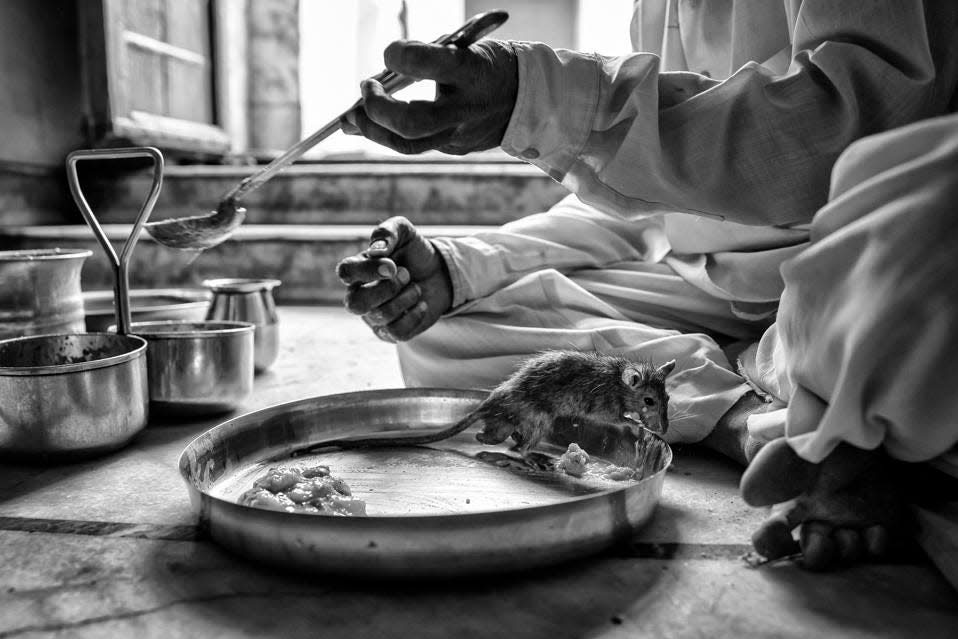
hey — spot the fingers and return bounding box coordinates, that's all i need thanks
[364,295,432,344]
[347,105,456,155]
[363,279,421,325]
[383,41,468,84]
[347,268,434,343]
[344,267,411,315]
[369,216,440,271]
[361,79,465,138]
[337,255,397,286]
[336,216,424,286]
[382,299,432,342]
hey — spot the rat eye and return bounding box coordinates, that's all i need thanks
[643,397,655,406]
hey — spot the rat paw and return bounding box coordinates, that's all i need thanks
[742,438,909,571]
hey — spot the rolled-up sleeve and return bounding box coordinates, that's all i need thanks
[501,0,956,227]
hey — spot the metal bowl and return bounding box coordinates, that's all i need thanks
[124,320,255,416]
[83,288,211,332]
[0,332,149,460]
[179,388,672,578]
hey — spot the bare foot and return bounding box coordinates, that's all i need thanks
[701,391,770,466]
[740,438,910,571]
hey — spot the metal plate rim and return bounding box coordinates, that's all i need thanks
[178,387,672,521]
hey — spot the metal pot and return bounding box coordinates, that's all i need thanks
[0,332,149,460]
[0,248,93,339]
[203,278,281,373]
[123,320,255,416]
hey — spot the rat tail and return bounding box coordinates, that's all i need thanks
[291,411,482,456]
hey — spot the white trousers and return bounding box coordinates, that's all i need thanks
[397,220,772,445]
[742,113,958,471]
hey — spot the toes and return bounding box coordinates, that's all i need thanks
[740,437,818,507]
[833,528,865,564]
[800,521,840,571]
[864,524,891,557]
[751,502,803,560]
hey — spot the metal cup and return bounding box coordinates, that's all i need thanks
[203,278,281,373]
[0,248,93,339]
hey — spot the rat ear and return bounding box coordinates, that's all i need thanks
[656,360,676,379]
[622,369,642,389]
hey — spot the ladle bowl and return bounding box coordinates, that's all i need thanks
[145,202,246,250]
[142,10,509,251]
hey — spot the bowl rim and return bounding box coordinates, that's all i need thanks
[0,248,93,261]
[0,332,148,376]
[119,319,255,338]
[202,278,282,294]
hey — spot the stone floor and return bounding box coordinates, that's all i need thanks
[1,306,957,638]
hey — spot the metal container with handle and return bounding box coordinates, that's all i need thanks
[0,147,164,461]
[69,148,254,417]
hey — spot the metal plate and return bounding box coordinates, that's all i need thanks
[83,288,210,332]
[178,388,672,578]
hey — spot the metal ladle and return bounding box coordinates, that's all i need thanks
[66,147,164,335]
[143,9,509,251]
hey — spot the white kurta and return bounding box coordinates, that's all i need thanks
[741,113,958,472]
[397,0,958,446]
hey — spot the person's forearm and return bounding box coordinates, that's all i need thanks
[432,196,670,307]
[502,0,953,227]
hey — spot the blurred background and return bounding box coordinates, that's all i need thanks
[1,0,634,177]
[0,0,631,301]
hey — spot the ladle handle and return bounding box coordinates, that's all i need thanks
[66,147,164,335]
[223,9,509,203]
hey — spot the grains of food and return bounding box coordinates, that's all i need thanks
[556,443,590,477]
[239,465,366,516]
[555,443,639,482]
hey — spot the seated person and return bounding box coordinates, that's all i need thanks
[335,0,958,570]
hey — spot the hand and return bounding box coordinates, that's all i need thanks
[337,217,453,342]
[341,39,518,155]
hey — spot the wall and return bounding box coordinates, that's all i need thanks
[0,0,85,168]
[0,0,84,227]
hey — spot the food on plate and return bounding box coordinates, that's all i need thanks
[555,442,590,477]
[239,464,367,516]
[555,442,639,482]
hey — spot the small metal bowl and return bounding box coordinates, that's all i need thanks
[0,332,149,461]
[122,320,255,417]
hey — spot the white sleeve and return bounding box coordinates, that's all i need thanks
[432,196,670,308]
[500,0,952,227]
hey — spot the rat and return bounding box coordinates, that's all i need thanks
[294,350,674,457]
